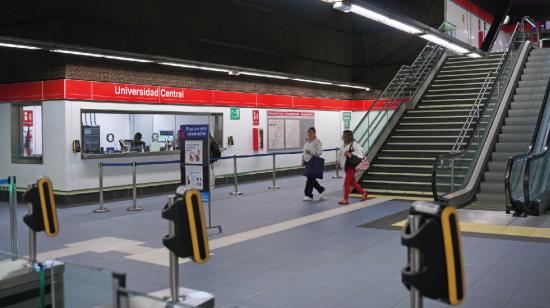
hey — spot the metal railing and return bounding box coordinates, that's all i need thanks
[505,77,550,215]
[0,176,18,257]
[94,148,340,213]
[354,34,445,154]
[432,17,537,202]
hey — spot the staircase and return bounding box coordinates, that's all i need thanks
[361,53,503,197]
[471,48,550,209]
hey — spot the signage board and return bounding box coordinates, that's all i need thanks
[230,107,240,120]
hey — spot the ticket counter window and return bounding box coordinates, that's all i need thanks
[80,111,222,158]
[12,104,44,163]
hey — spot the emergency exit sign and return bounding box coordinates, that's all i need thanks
[230,107,240,120]
[343,112,351,129]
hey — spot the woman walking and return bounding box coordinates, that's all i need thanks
[303,127,326,201]
[339,130,368,205]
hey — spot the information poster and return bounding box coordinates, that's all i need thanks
[285,120,301,148]
[268,119,285,150]
[267,111,315,150]
[185,165,204,190]
[185,140,204,164]
[180,124,209,192]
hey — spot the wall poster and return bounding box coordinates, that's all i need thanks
[267,111,315,151]
[185,165,204,190]
[184,140,204,164]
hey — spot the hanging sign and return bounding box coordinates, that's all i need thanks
[230,107,240,120]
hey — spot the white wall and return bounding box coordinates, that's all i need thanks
[0,101,348,192]
[445,0,489,49]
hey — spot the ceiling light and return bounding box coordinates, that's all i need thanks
[420,34,470,54]
[337,3,423,35]
[160,62,200,69]
[197,66,230,73]
[0,42,41,50]
[104,55,153,63]
[292,78,333,85]
[337,84,370,90]
[239,71,290,80]
[51,49,105,57]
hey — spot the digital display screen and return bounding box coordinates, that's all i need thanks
[159,130,174,142]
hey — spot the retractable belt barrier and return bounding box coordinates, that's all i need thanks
[95,148,340,213]
[401,201,465,308]
[1,176,18,257]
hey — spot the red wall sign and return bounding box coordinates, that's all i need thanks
[23,110,33,127]
[252,110,260,126]
[0,79,402,111]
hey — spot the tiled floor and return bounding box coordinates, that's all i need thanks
[2,173,550,307]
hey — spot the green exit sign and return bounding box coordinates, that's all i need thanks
[230,107,240,120]
[343,112,351,129]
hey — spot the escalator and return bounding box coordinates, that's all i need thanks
[506,74,550,216]
[469,48,550,209]
[432,17,544,210]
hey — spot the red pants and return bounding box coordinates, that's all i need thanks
[344,166,366,199]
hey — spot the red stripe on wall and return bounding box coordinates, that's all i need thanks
[0,79,388,111]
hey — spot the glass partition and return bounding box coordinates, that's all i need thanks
[10,103,43,163]
[81,110,222,158]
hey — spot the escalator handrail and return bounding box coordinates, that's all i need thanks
[523,77,550,211]
[431,18,534,201]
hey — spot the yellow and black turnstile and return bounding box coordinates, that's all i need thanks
[401,201,465,307]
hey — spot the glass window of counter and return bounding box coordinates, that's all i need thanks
[11,103,44,163]
[80,111,222,158]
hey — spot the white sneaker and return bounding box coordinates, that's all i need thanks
[318,190,326,200]
[303,196,314,201]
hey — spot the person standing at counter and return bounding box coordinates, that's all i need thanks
[302,127,325,201]
[209,134,222,189]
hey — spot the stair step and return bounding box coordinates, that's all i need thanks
[501,125,536,134]
[498,133,534,143]
[495,142,530,152]
[510,101,543,110]
[507,109,542,117]
[518,80,548,88]
[487,161,507,172]
[479,182,505,194]
[475,192,506,204]
[364,188,433,197]
[513,94,546,102]
[515,86,547,94]
[483,171,506,182]
[530,48,550,56]
[504,117,538,126]
[521,73,550,81]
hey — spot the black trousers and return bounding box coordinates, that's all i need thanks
[305,176,324,198]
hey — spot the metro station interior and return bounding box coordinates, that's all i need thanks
[1,0,550,307]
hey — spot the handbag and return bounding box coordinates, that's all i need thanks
[345,144,362,168]
[303,155,325,179]
[356,157,369,171]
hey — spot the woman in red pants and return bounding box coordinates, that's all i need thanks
[339,130,368,205]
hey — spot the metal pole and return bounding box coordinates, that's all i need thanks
[229,156,243,195]
[268,153,280,189]
[451,158,455,193]
[206,191,222,234]
[27,184,37,264]
[168,199,181,303]
[9,176,19,257]
[127,162,143,211]
[332,149,343,179]
[94,163,110,213]
[409,214,423,308]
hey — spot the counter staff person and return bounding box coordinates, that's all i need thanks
[130,132,146,152]
[303,127,326,201]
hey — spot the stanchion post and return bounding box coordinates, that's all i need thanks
[168,202,181,302]
[409,214,423,308]
[229,155,243,195]
[27,184,37,264]
[127,161,143,211]
[268,153,280,189]
[9,176,19,257]
[94,162,110,213]
[332,149,342,179]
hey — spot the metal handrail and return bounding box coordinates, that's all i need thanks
[431,18,530,200]
[450,22,521,154]
[355,40,444,149]
[505,77,550,214]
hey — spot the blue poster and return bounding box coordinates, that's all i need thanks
[181,125,209,140]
